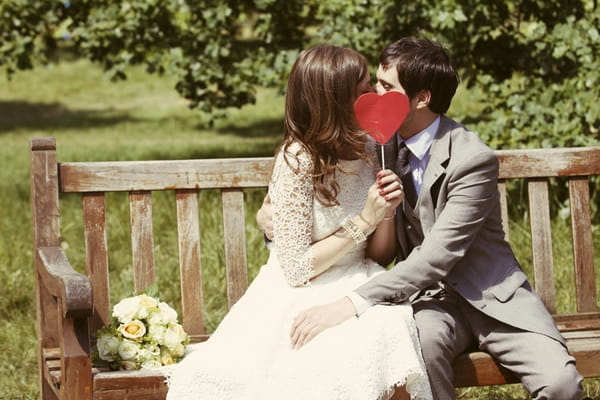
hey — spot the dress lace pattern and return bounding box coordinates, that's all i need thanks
[165,142,433,400]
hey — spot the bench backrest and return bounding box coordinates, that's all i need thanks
[495,147,600,327]
[31,138,600,347]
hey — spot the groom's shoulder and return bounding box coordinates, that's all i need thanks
[442,116,492,153]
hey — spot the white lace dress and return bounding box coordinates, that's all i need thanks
[166,143,432,400]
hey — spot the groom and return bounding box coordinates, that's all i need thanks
[259,37,583,399]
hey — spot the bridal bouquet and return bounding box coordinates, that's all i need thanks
[93,294,189,370]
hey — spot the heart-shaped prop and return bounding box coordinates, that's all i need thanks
[353,91,410,144]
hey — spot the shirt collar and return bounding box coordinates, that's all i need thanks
[400,116,440,161]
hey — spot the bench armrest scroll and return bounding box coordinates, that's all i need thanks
[37,247,93,319]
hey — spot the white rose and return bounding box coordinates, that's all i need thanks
[148,324,167,345]
[118,340,140,361]
[112,296,140,323]
[163,326,182,350]
[138,346,159,364]
[97,335,121,362]
[146,343,161,356]
[147,310,166,326]
[119,320,146,340]
[158,302,178,324]
[141,358,162,369]
[137,294,158,319]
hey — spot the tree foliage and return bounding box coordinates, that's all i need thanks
[1,0,599,146]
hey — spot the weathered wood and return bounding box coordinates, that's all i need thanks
[83,193,111,336]
[176,190,205,336]
[94,369,167,400]
[221,188,249,307]
[37,247,93,319]
[527,179,556,313]
[568,177,598,313]
[497,147,600,178]
[555,312,600,331]
[30,138,600,399]
[30,138,62,400]
[59,158,273,192]
[453,351,518,387]
[59,316,92,400]
[129,191,155,292]
[561,330,600,378]
[497,181,509,241]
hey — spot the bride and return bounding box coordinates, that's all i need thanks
[166,43,432,400]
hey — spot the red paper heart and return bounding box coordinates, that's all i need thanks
[353,92,410,144]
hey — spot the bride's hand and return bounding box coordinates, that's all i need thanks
[361,169,403,224]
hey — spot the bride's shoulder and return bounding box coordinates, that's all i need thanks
[274,141,313,173]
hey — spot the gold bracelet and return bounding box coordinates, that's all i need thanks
[341,217,367,244]
[383,209,396,221]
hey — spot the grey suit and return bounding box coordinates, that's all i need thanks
[357,116,582,399]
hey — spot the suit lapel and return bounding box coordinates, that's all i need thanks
[418,116,452,231]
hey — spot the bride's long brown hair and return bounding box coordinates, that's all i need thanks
[280,44,370,206]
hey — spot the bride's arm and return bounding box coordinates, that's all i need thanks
[271,153,398,286]
[270,151,369,286]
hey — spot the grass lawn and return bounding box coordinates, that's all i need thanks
[1,59,598,399]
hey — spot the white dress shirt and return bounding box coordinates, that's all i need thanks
[347,116,441,315]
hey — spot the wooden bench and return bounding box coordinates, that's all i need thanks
[30,136,600,399]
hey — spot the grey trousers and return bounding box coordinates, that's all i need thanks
[412,289,583,400]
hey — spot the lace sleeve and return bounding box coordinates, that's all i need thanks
[269,147,314,287]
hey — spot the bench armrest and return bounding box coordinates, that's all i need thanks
[37,246,93,319]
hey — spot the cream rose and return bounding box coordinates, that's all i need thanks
[119,320,146,340]
[171,342,186,358]
[163,324,185,350]
[160,349,174,366]
[120,360,139,370]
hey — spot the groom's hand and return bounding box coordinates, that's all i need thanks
[290,297,356,349]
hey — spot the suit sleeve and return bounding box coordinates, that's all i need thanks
[355,148,500,304]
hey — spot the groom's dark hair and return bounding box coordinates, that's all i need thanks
[379,37,459,114]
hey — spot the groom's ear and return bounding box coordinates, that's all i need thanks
[414,90,432,110]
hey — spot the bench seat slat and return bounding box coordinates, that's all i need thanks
[555,312,600,331]
[93,369,168,400]
[45,323,600,393]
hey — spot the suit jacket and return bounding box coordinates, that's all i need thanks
[357,116,564,344]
